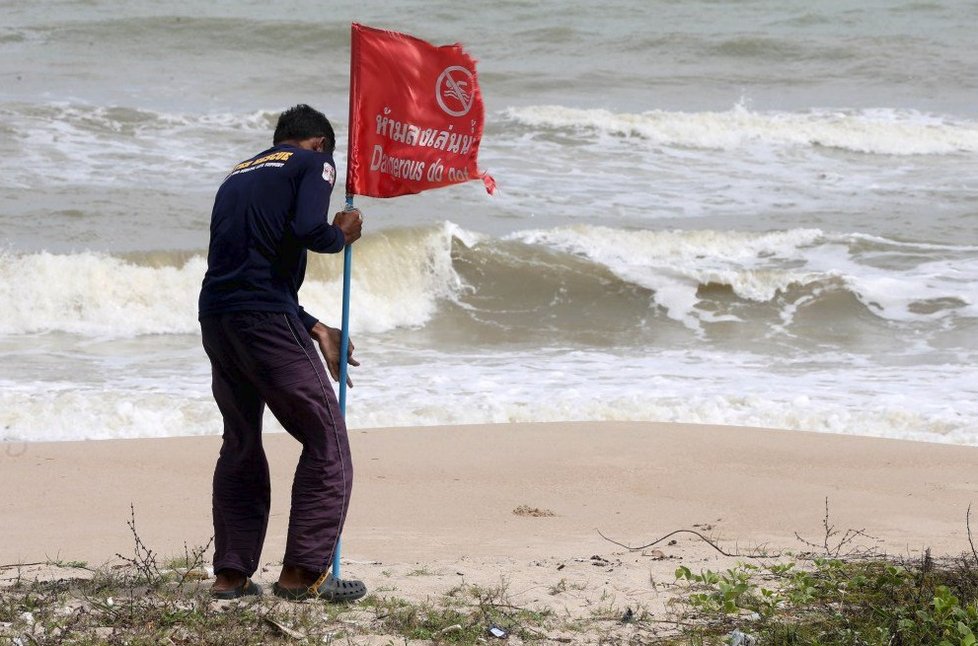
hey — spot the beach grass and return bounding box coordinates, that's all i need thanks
[3,545,977,644]
[668,553,978,645]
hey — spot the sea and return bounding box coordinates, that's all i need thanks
[1,0,976,445]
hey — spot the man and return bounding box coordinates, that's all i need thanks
[198,104,366,602]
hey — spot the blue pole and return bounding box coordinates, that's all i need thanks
[333,195,355,578]
[338,195,355,414]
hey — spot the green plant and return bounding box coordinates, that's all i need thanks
[675,564,757,615]
[894,585,978,646]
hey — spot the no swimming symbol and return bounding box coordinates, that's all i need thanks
[436,66,475,117]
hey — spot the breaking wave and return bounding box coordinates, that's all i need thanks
[503,104,978,155]
[1,102,279,189]
[1,223,974,338]
[0,223,467,337]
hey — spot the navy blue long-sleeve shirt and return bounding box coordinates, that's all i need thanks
[198,144,344,330]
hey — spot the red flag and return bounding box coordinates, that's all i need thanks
[346,23,495,198]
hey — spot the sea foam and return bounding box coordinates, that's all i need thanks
[0,222,468,337]
[3,103,279,189]
[2,223,975,337]
[509,225,978,329]
[504,104,978,155]
[3,347,975,445]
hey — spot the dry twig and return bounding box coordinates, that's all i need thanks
[596,528,778,558]
[794,497,882,559]
[967,503,978,568]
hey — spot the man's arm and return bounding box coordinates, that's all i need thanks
[292,156,348,253]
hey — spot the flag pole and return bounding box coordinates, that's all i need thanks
[332,195,355,580]
[332,196,355,580]
[338,196,354,414]
[334,20,361,583]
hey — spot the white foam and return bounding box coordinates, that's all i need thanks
[2,103,277,189]
[511,226,823,329]
[0,222,473,337]
[2,225,975,449]
[3,347,975,446]
[4,223,975,337]
[0,384,218,442]
[0,251,205,336]
[804,241,978,322]
[509,225,978,328]
[503,104,978,155]
[302,222,470,333]
[339,346,978,445]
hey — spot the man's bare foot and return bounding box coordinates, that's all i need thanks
[211,568,248,593]
[277,564,321,589]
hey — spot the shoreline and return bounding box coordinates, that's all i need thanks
[3,421,976,567]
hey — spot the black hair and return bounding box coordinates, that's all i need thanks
[272,104,335,151]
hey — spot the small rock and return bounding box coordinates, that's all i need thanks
[434,624,463,637]
[728,629,757,646]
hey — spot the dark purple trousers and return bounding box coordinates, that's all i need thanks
[200,311,353,577]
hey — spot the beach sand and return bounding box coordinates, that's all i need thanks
[2,422,976,625]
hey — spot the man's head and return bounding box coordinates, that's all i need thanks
[273,104,335,153]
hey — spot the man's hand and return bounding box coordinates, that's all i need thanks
[333,208,363,245]
[310,322,360,388]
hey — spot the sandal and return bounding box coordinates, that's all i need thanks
[211,578,262,600]
[272,573,366,602]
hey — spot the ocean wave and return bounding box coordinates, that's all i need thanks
[0,386,217,443]
[3,359,975,445]
[0,223,467,337]
[1,102,279,189]
[24,17,349,56]
[502,104,978,155]
[1,223,974,338]
[302,222,471,333]
[0,251,207,336]
[506,225,978,329]
[708,35,856,61]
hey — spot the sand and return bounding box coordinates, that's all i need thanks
[2,421,976,621]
